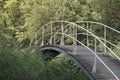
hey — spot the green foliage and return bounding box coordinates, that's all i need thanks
[14,0,94,43]
[1,0,120,46]
[0,48,89,80]
[108,42,120,59]
[0,48,44,80]
[89,0,120,43]
[0,0,120,79]
[97,44,104,51]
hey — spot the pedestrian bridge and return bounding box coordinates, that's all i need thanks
[30,20,120,80]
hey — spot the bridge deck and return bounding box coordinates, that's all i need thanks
[58,45,120,80]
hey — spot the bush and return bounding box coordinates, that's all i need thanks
[0,48,89,80]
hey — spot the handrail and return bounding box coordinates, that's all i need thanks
[99,37,120,50]
[45,21,120,59]
[75,21,120,34]
[30,21,72,46]
[48,33,120,51]
[31,32,120,52]
[48,31,120,51]
[65,21,120,60]
[31,20,120,60]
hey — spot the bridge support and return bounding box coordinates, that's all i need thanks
[92,38,97,73]
[87,22,89,47]
[73,25,77,45]
[54,35,56,45]
[35,34,38,45]
[73,25,77,55]
[41,27,44,46]
[50,23,53,45]
[104,26,107,54]
[60,22,64,45]
[92,58,97,73]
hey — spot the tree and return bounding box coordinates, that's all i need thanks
[0,0,22,47]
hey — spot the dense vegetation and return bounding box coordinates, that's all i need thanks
[0,0,120,46]
[0,47,89,80]
[0,0,120,80]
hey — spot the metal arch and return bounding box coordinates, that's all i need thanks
[43,20,120,60]
[30,20,120,60]
[44,22,120,51]
[46,24,120,49]
[30,20,120,47]
[40,45,95,80]
[30,20,120,61]
[50,20,120,34]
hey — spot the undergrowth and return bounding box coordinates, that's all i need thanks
[0,47,89,80]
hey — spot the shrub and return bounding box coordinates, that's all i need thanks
[0,48,89,80]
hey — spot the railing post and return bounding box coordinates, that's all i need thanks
[60,22,64,45]
[76,26,77,45]
[53,34,55,45]
[41,27,44,46]
[87,22,89,47]
[73,25,77,45]
[50,23,52,45]
[73,25,77,55]
[35,33,38,45]
[104,26,107,54]
[92,38,97,73]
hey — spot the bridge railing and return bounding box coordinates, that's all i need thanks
[75,21,120,55]
[30,20,120,80]
[31,20,120,59]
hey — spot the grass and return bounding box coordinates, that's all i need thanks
[0,47,89,80]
